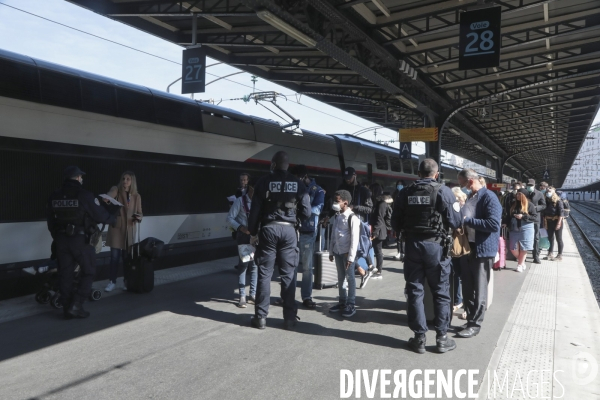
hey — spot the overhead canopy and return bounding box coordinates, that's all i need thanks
[69,0,600,186]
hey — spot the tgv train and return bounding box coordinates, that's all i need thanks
[0,49,491,298]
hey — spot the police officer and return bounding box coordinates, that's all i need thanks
[47,166,116,319]
[248,151,311,330]
[290,164,324,309]
[391,159,462,354]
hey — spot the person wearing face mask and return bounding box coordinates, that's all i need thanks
[502,181,521,221]
[47,166,117,319]
[542,186,564,261]
[539,182,548,196]
[456,168,502,339]
[289,165,324,308]
[526,179,546,264]
[392,159,463,354]
[247,151,311,330]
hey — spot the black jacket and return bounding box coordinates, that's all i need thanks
[370,195,393,240]
[528,189,546,223]
[502,202,537,229]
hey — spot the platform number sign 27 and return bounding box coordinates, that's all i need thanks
[459,7,502,70]
[181,47,206,94]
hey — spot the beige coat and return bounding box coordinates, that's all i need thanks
[105,186,143,250]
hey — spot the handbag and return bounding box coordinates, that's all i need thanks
[450,227,471,258]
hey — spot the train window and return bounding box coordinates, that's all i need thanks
[375,153,388,170]
[154,97,203,131]
[390,156,402,172]
[402,159,412,174]
[81,79,117,116]
[0,59,40,102]
[39,69,81,110]
[412,159,420,175]
[116,88,154,123]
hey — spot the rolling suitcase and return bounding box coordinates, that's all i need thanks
[313,225,338,289]
[494,232,506,270]
[125,223,155,293]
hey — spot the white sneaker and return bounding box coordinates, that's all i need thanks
[105,282,116,292]
[523,263,527,271]
[393,253,401,260]
[516,265,523,273]
[22,267,37,275]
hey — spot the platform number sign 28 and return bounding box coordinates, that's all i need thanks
[181,47,206,94]
[459,7,502,70]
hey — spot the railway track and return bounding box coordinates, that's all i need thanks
[568,203,600,259]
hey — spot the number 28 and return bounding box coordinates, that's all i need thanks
[465,30,494,52]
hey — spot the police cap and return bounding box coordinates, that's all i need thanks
[63,166,86,179]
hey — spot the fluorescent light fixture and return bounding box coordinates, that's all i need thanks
[474,144,483,150]
[449,128,460,136]
[395,95,417,109]
[256,10,316,47]
[492,155,498,159]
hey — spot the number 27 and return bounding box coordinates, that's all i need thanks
[185,65,203,81]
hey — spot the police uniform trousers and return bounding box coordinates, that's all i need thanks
[254,223,299,320]
[403,238,452,335]
[55,234,96,306]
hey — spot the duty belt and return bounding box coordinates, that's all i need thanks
[545,216,560,220]
[266,221,295,227]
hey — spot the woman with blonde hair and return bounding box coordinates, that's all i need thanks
[104,171,143,291]
[542,186,564,261]
[502,189,536,272]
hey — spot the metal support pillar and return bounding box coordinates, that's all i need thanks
[496,157,505,184]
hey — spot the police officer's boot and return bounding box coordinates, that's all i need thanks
[436,333,457,353]
[407,333,426,354]
[283,315,300,331]
[250,315,266,330]
[67,301,90,319]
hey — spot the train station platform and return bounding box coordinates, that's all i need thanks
[1,224,599,400]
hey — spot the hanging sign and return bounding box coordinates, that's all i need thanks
[182,47,206,94]
[399,142,412,159]
[399,128,438,142]
[543,169,550,180]
[459,7,502,70]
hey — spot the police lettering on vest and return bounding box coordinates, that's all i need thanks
[52,199,79,208]
[269,181,298,193]
[403,182,444,236]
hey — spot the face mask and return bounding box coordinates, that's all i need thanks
[513,189,517,194]
[527,186,534,193]
[546,192,552,198]
[461,187,471,196]
[541,189,546,194]
[396,185,404,191]
[332,203,341,212]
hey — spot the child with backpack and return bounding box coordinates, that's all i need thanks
[328,190,360,317]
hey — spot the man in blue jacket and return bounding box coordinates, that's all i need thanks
[291,165,324,309]
[457,168,502,338]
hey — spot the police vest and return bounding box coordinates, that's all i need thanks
[402,182,444,236]
[50,187,86,229]
[265,174,299,217]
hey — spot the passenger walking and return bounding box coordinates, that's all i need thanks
[47,166,116,319]
[104,171,143,292]
[290,165,324,308]
[526,179,546,264]
[457,168,502,338]
[368,183,392,285]
[247,151,311,330]
[450,187,468,313]
[503,189,537,272]
[328,190,360,318]
[542,186,564,261]
[392,159,462,354]
[227,186,258,308]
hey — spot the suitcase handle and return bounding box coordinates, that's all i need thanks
[129,220,142,260]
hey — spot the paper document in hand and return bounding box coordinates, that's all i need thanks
[227,195,237,203]
[99,194,123,206]
[238,244,256,263]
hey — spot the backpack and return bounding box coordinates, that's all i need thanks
[561,198,570,218]
[349,213,373,258]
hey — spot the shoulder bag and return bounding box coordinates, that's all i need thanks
[450,227,471,258]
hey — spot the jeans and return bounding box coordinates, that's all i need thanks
[532,222,541,259]
[355,247,375,273]
[334,253,356,306]
[297,231,317,300]
[238,260,257,297]
[109,248,126,284]
[546,220,564,255]
[452,255,468,305]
